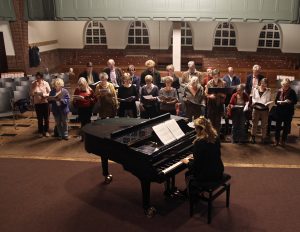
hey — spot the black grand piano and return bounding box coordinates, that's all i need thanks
[83,113,196,217]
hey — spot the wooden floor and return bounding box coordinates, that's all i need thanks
[0,109,300,168]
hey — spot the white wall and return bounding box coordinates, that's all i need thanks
[191,21,218,50]
[0,21,15,55]
[28,21,59,52]
[280,24,300,53]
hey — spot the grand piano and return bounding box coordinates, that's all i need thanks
[83,113,196,217]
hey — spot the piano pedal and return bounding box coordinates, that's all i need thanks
[104,174,113,184]
[144,206,157,218]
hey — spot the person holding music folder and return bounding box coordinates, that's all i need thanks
[140,60,161,88]
[227,84,249,143]
[183,76,206,121]
[181,116,224,196]
[117,73,139,118]
[250,78,272,144]
[181,61,203,88]
[158,76,178,115]
[140,75,159,119]
[273,78,298,147]
[245,64,264,96]
[73,77,96,140]
[94,72,118,119]
[79,62,100,85]
[103,59,123,88]
[205,69,226,134]
[127,64,141,93]
[48,78,70,140]
[30,72,51,138]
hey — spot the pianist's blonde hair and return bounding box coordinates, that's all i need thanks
[193,116,217,144]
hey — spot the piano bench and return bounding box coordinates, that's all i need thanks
[188,173,231,224]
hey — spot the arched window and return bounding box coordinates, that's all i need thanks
[214,22,236,47]
[128,21,149,45]
[258,23,281,49]
[85,21,107,45]
[170,22,193,46]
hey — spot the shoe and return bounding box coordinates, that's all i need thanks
[57,137,62,141]
[63,136,69,140]
[44,132,50,137]
[281,140,286,147]
[272,141,279,147]
[38,133,43,138]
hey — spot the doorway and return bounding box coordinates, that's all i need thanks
[0,32,8,73]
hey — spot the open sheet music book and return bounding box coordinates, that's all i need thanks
[152,119,185,145]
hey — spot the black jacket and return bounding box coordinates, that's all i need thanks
[275,87,298,120]
[245,74,264,95]
[188,139,224,182]
[103,67,123,87]
[141,69,161,88]
[79,71,99,84]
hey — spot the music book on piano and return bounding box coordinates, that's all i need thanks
[152,119,185,145]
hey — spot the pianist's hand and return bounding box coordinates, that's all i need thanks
[181,158,190,164]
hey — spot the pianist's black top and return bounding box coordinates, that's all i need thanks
[188,138,224,182]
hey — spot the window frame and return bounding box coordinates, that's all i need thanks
[213,22,237,48]
[84,21,107,45]
[127,21,150,46]
[257,23,281,49]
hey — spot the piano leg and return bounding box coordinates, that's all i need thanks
[101,156,113,184]
[140,180,156,218]
[164,176,177,197]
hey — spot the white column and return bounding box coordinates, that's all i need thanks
[172,22,181,71]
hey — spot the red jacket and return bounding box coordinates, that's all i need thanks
[227,92,249,117]
[73,88,96,108]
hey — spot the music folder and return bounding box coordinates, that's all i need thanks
[152,119,185,145]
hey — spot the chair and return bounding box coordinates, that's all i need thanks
[20,80,31,87]
[189,173,231,224]
[0,91,13,118]
[4,81,16,91]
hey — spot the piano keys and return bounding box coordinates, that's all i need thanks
[82,113,196,217]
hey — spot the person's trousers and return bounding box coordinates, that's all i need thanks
[251,109,269,139]
[54,113,68,138]
[35,103,49,134]
[275,118,292,142]
[231,108,247,142]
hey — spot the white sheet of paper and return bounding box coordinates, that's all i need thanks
[143,95,154,100]
[152,123,176,145]
[164,119,185,140]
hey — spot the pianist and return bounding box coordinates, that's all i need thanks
[181,116,224,195]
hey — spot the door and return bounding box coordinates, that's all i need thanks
[0,32,8,73]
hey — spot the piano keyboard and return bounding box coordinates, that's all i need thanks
[161,154,193,174]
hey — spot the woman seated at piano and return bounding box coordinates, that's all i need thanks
[140,75,159,119]
[117,72,139,118]
[95,72,118,119]
[183,76,206,121]
[158,76,178,115]
[181,116,224,195]
[250,78,272,144]
[227,84,249,143]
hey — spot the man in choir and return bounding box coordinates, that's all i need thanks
[181,61,203,87]
[245,64,264,95]
[79,62,100,85]
[223,67,240,88]
[103,59,123,88]
[205,69,226,134]
[141,60,161,88]
[127,64,140,93]
[202,67,213,87]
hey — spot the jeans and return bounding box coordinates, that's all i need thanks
[54,113,68,138]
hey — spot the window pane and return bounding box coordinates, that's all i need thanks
[274,32,280,38]
[258,40,265,47]
[186,38,192,45]
[143,37,149,44]
[100,29,105,36]
[93,29,99,36]
[230,31,236,37]
[230,39,236,46]
[86,29,92,36]
[135,21,141,27]
[273,40,280,47]
[87,23,92,28]
[181,38,185,44]
[218,24,222,29]
[267,32,273,38]
[101,37,106,44]
[181,29,185,36]
[214,38,221,45]
[136,37,141,44]
[215,30,221,37]
[260,31,266,38]
[223,23,229,28]
[86,37,93,44]
[129,29,134,36]
[222,30,229,37]
[267,24,273,29]
[128,37,134,44]
[135,29,141,36]
[266,40,272,47]
[186,30,192,36]
[222,39,228,45]
[93,37,99,44]
[93,22,98,27]
[143,29,148,36]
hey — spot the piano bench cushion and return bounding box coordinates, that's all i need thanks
[192,173,231,192]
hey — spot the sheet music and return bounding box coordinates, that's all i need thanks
[152,123,175,145]
[152,119,185,145]
[164,119,185,140]
[143,95,154,100]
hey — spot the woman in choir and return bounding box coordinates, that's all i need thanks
[95,72,118,119]
[30,72,51,138]
[274,78,298,147]
[165,65,180,95]
[48,78,70,140]
[73,77,96,140]
[127,64,141,93]
[205,69,226,134]
[183,76,206,121]
[140,75,159,119]
[140,60,161,88]
[158,76,178,115]
[227,84,249,143]
[181,116,224,196]
[117,73,139,118]
[250,78,272,144]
